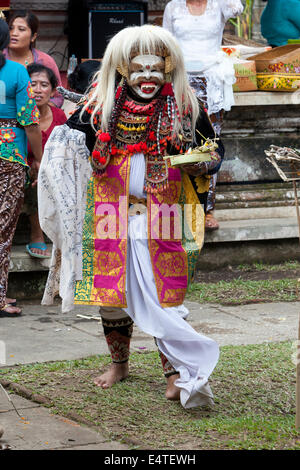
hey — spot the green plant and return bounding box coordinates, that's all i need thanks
[230,0,254,40]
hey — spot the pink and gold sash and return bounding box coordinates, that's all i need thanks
[74,154,204,308]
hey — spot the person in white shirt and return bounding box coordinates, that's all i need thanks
[163,0,243,231]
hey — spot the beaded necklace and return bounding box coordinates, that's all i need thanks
[90,80,192,193]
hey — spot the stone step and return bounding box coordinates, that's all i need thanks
[215,206,298,221]
[204,216,299,244]
[9,215,300,273]
[9,245,51,273]
[215,182,299,209]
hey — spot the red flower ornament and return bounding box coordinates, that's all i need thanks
[98,132,111,143]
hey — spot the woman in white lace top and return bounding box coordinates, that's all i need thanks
[163,0,243,230]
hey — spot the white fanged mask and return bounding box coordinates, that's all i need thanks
[128,54,165,100]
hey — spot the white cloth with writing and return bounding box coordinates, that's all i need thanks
[38,124,92,312]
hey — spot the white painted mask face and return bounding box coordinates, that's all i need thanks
[128,54,165,100]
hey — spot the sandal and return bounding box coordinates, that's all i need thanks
[0,304,22,318]
[26,242,51,259]
[5,298,17,307]
[205,212,219,231]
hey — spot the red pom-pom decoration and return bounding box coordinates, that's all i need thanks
[98,132,111,143]
[140,142,148,152]
[127,144,135,153]
[161,83,174,96]
[92,150,101,160]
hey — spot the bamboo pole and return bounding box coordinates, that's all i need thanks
[292,179,300,244]
[292,170,300,429]
[297,314,300,429]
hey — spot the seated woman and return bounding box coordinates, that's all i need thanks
[25,63,67,258]
[4,9,63,108]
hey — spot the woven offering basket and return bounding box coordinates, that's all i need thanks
[249,45,300,91]
[233,60,257,92]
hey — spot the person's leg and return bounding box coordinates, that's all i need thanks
[205,110,224,231]
[25,186,50,257]
[94,307,133,388]
[28,211,51,257]
[158,349,181,401]
[0,160,25,315]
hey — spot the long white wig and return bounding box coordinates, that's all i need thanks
[83,24,199,134]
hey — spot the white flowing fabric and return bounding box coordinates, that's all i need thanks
[163,0,243,114]
[124,154,219,408]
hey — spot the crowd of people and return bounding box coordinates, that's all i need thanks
[1,0,298,429]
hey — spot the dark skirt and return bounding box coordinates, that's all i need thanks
[0,158,26,307]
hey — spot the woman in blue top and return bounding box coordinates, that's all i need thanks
[0,18,42,317]
[261,0,300,47]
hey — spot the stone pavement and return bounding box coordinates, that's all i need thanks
[0,299,299,450]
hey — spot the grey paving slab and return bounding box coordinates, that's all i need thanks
[1,300,299,366]
[186,301,300,346]
[0,398,127,450]
[0,393,40,412]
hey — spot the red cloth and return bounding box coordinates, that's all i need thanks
[28,105,67,165]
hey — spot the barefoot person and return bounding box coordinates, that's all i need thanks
[38,25,223,407]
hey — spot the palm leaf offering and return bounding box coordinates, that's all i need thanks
[164,132,219,167]
[265,145,300,182]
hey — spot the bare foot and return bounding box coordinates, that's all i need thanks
[94,362,129,389]
[165,373,181,401]
[5,297,16,305]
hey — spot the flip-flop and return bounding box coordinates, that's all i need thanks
[26,242,51,259]
[0,304,22,318]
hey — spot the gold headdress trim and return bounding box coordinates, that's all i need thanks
[116,64,129,79]
[165,56,175,74]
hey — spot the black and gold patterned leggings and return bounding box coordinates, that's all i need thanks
[100,306,178,377]
[0,159,26,308]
